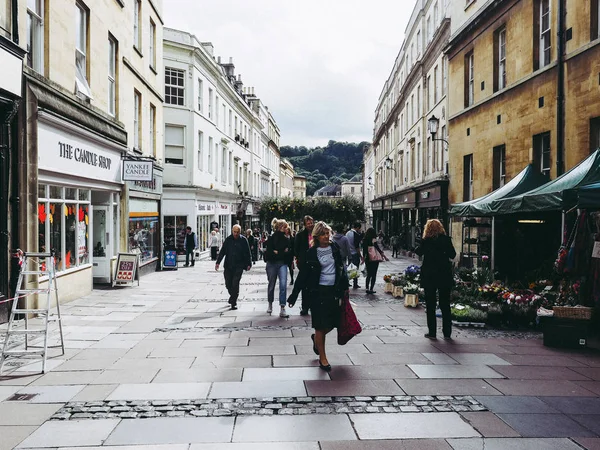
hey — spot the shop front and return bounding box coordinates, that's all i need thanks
[217,201,232,238]
[37,112,124,290]
[392,190,416,249]
[415,181,449,230]
[196,200,215,255]
[371,199,383,231]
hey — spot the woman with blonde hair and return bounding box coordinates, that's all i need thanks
[415,219,456,340]
[265,219,292,317]
[287,221,349,372]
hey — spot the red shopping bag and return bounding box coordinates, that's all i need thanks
[338,290,362,345]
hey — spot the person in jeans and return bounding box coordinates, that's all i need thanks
[362,227,389,294]
[346,222,364,289]
[183,226,198,267]
[265,219,291,318]
[287,221,349,372]
[415,219,456,340]
[294,215,315,315]
[215,224,252,310]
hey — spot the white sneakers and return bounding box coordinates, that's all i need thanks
[267,302,273,314]
[279,305,289,318]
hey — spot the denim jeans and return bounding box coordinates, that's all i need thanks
[266,261,288,305]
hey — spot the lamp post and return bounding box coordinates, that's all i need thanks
[428,115,449,175]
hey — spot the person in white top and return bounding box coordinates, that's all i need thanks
[209,229,221,261]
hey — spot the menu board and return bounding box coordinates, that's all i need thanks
[113,253,139,287]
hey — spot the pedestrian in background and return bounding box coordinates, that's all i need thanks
[246,229,257,264]
[209,230,221,261]
[265,219,291,318]
[415,219,456,340]
[332,223,351,262]
[294,215,315,315]
[288,221,349,372]
[362,227,389,294]
[391,234,400,258]
[346,222,364,289]
[183,226,198,267]
[215,224,252,310]
[285,226,295,285]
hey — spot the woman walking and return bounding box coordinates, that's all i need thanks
[209,230,221,261]
[415,219,456,340]
[265,219,291,318]
[288,222,349,372]
[362,227,389,294]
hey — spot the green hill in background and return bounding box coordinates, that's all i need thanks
[280,140,370,196]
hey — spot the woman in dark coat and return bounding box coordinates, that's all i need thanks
[415,219,457,340]
[287,221,349,372]
[362,227,389,294]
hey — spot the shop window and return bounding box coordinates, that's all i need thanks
[129,215,158,263]
[592,0,600,40]
[164,215,187,255]
[591,117,600,153]
[464,51,474,107]
[165,67,184,106]
[463,154,473,201]
[534,0,551,70]
[493,144,506,190]
[165,125,184,165]
[27,0,44,73]
[197,215,210,251]
[533,131,551,176]
[38,186,90,272]
[494,27,507,92]
[75,1,91,100]
[108,35,117,117]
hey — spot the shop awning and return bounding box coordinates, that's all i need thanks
[578,182,600,209]
[491,149,600,214]
[449,164,547,217]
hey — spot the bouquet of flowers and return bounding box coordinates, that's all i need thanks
[383,274,392,283]
[404,282,422,295]
[392,274,407,287]
[405,265,421,281]
[347,264,360,280]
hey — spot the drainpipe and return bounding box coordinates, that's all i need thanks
[556,0,566,176]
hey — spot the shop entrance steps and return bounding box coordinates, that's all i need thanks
[0,252,65,374]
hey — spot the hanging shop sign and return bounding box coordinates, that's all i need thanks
[392,191,416,209]
[113,253,140,287]
[246,203,254,216]
[383,198,392,209]
[218,202,231,215]
[197,201,215,215]
[123,160,153,182]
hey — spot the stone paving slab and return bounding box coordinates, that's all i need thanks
[70,384,117,402]
[0,385,20,401]
[350,412,480,439]
[573,381,600,396]
[91,369,160,385]
[571,415,600,435]
[459,411,521,437]
[209,380,307,398]
[490,365,591,380]
[485,379,597,396]
[475,396,559,414]
[104,417,234,445]
[570,367,600,381]
[15,385,86,403]
[0,403,62,425]
[349,353,431,366]
[30,371,102,386]
[573,437,600,449]
[273,354,353,367]
[107,383,211,400]
[408,365,504,379]
[446,438,583,450]
[320,440,453,450]
[329,365,417,380]
[242,367,330,381]
[497,413,596,437]
[232,415,356,442]
[16,419,120,448]
[0,425,38,450]
[305,379,404,396]
[539,397,600,415]
[153,368,243,383]
[398,379,502,396]
[447,354,511,366]
[189,443,320,450]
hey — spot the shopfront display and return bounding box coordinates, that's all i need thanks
[164,215,188,254]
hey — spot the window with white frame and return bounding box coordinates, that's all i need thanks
[442,56,447,96]
[417,86,421,117]
[539,0,551,68]
[197,78,203,112]
[215,95,220,127]
[533,131,551,176]
[165,125,185,165]
[465,51,474,107]
[149,103,156,157]
[427,16,432,43]
[434,2,439,26]
[165,67,184,105]
[229,110,233,136]
[434,66,439,104]
[495,27,507,91]
[208,137,213,173]
[75,1,91,99]
[208,88,213,119]
[416,30,421,57]
[108,36,117,116]
[427,75,432,111]
[493,144,506,189]
[133,90,141,152]
[198,131,204,171]
[134,0,141,50]
[27,0,44,72]
[149,19,156,69]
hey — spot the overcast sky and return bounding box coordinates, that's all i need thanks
[164,1,411,147]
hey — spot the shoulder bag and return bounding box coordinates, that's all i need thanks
[367,246,384,262]
[338,290,362,345]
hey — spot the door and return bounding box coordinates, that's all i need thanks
[92,206,110,281]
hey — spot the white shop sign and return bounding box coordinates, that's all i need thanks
[38,120,122,184]
[123,160,153,181]
[197,201,215,215]
[217,202,231,215]
[0,48,23,97]
[246,204,254,216]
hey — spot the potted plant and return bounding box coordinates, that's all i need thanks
[383,274,394,293]
[392,275,406,298]
[404,282,421,307]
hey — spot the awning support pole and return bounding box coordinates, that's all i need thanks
[491,217,496,272]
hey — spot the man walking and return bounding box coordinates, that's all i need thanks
[183,226,198,267]
[215,225,252,310]
[346,222,364,289]
[294,215,314,315]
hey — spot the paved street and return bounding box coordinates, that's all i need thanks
[1,256,600,449]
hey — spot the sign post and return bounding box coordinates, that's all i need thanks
[113,253,140,287]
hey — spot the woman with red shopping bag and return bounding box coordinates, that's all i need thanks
[287,221,360,372]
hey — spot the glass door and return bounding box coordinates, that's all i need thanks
[92,205,110,281]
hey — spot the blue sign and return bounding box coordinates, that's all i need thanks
[164,250,177,268]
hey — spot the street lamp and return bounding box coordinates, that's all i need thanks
[428,115,449,146]
[384,156,396,172]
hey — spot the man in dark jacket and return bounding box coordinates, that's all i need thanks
[183,226,198,267]
[294,215,314,315]
[215,225,252,310]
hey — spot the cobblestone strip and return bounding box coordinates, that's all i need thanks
[51,395,487,420]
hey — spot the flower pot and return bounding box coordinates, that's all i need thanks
[384,282,393,293]
[404,293,418,307]
[392,286,404,298]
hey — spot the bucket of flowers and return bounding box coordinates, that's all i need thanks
[553,279,592,320]
[382,274,394,293]
[392,274,406,298]
[403,282,422,307]
[501,289,546,327]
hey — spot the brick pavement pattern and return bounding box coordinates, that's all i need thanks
[1,256,600,449]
